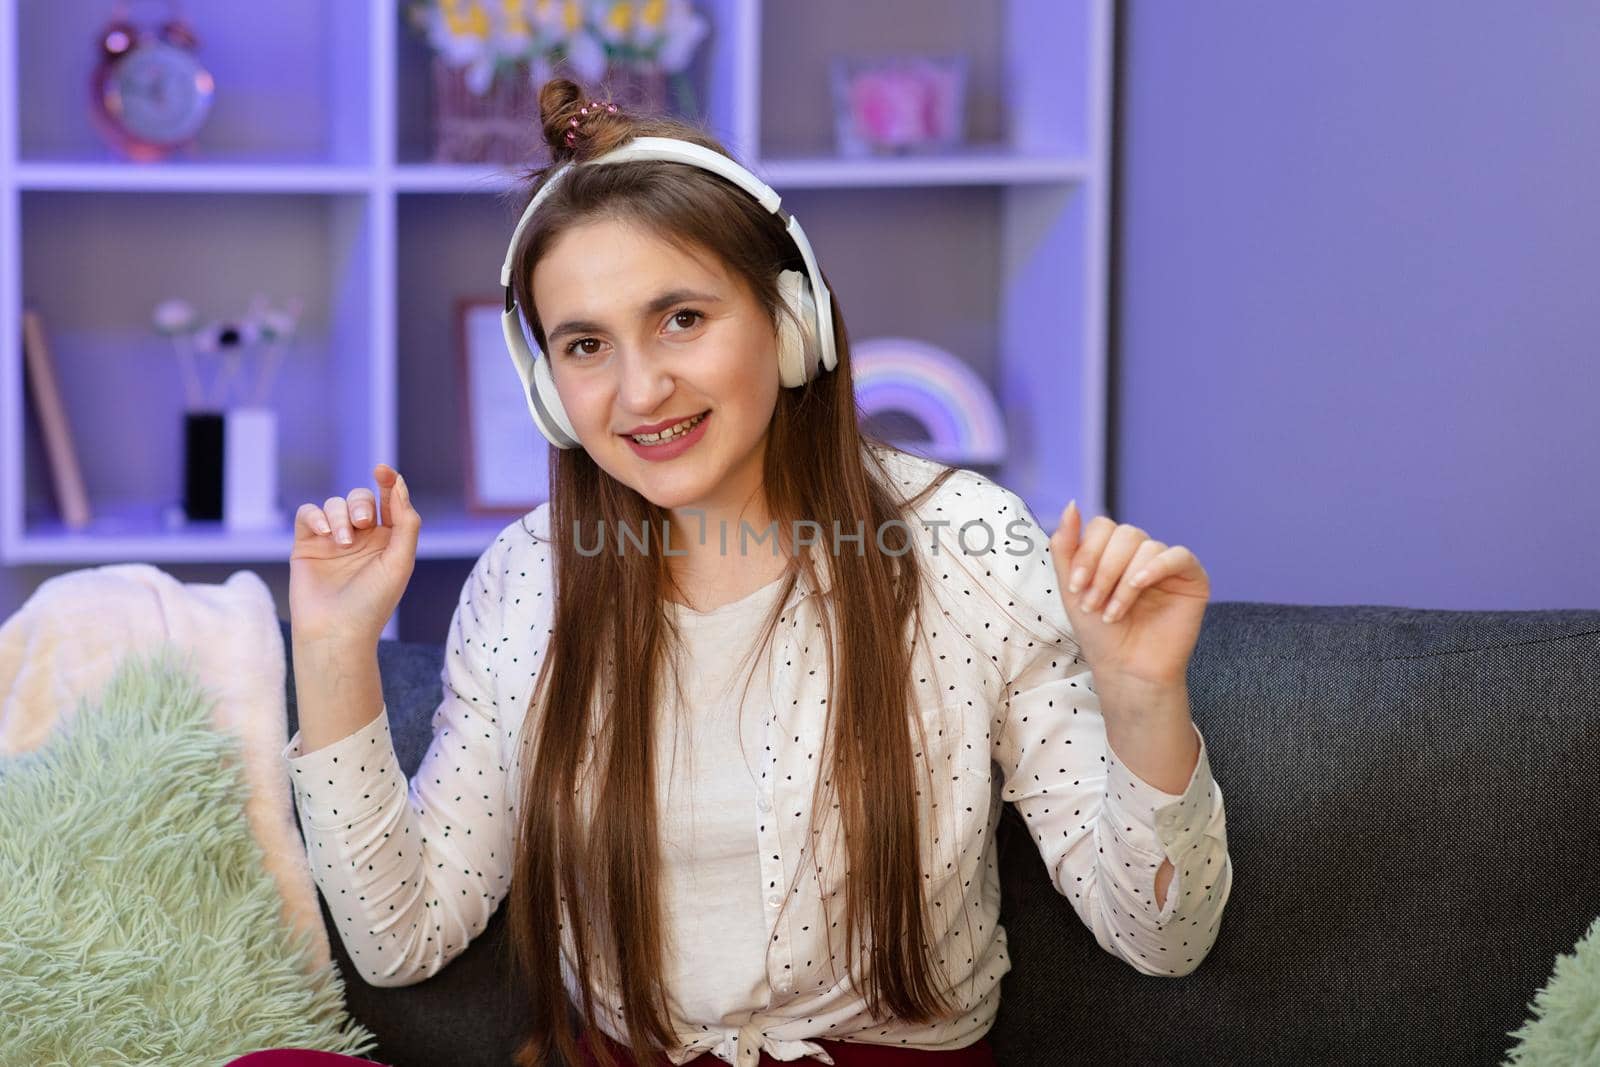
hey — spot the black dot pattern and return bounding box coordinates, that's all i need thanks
[281,445,1232,1060]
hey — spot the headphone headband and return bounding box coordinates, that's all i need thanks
[499,137,838,450]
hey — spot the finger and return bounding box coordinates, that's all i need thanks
[387,470,421,561]
[1080,523,1147,613]
[1049,500,1080,585]
[323,496,354,546]
[1050,499,1080,554]
[1130,545,1179,588]
[295,502,332,538]
[1135,545,1208,592]
[374,463,397,528]
[1101,539,1166,624]
[1066,514,1118,597]
[348,488,378,529]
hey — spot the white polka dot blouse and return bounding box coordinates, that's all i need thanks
[282,445,1232,1067]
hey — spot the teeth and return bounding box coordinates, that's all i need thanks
[631,412,706,444]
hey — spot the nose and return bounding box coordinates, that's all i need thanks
[614,343,676,416]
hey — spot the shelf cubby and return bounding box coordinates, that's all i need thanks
[15,0,373,167]
[1,0,1113,643]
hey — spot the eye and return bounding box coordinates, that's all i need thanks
[666,308,705,334]
[560,309,704,359]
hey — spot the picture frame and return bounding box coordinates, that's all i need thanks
[830,52,969,157]
[456,296,550,515]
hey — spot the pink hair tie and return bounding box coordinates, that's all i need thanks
[562,100,617,148]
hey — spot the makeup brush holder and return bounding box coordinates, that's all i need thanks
[182,406,285,529]
[223,405,284,531]
[182,410,224,521]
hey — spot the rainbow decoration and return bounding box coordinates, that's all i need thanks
[852,337,1007,464]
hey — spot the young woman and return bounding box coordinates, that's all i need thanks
[274,80,1232,1067]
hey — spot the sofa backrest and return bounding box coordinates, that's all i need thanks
[283,603,1600,1066]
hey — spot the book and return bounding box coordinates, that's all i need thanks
[22,308,91,530]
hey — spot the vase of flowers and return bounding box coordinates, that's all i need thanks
[155,294,300,528]
[431,58,543,165]
[407,0,709,164]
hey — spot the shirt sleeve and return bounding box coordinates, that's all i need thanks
[945,472,1233,977]
[282,534,518,987]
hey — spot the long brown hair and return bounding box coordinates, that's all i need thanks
[501,78,961,1067]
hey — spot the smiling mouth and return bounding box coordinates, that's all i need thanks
[624,410,710,444]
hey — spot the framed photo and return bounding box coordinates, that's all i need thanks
[456,297,550,515]
[830,52,969,157]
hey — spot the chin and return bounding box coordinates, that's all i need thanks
[601,450,716,509]
[634,476,715,512]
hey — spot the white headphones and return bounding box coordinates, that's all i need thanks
[499,137,839,450]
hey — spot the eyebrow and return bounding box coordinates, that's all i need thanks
[546,288,724,344]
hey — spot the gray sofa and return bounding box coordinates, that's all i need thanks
[280,602,1600,1066]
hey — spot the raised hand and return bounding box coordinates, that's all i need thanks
[289,462,421,647]
[1047,500,1210,691]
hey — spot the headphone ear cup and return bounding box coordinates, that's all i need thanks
[775,269,820,389]
[529,352,582,449]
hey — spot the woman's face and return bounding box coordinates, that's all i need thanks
[531,216,781,516]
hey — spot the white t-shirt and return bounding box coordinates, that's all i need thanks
[656,574,790,1029]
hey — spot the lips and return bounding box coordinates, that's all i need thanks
[620,410,710,436]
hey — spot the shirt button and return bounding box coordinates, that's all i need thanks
[758,795,772,813]
[767,894,781,908]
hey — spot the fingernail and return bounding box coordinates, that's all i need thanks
[338,530,353,545]
[1103,599,1121,623]
[315,518,331,535]
[1069,567,1088,593]
[352,508,370,522]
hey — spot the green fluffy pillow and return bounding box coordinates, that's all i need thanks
[0,643,380,1063]
[1503,913,1600,1065]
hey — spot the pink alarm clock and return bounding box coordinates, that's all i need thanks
[89,1,215,162]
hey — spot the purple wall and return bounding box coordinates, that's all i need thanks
[6,3,1597,625]
[1112,1,1600,610]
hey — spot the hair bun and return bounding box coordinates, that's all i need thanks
[537,77,623,163]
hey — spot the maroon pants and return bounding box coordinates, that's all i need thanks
[221,1054,388,1067]
[223,1031,998,1067]
[578,1028,998,1066]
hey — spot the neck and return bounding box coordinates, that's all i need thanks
[666,491,784,577]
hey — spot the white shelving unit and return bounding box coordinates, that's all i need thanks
[1,0,1114,639]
